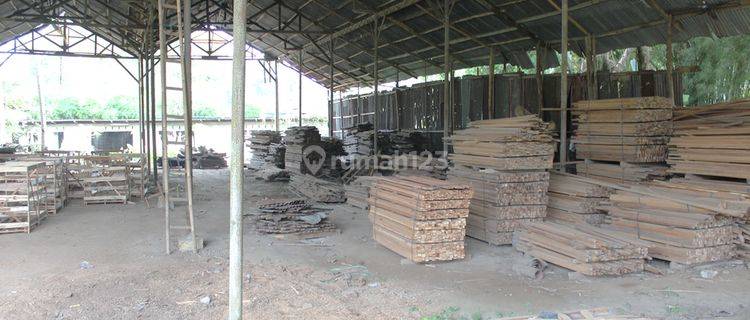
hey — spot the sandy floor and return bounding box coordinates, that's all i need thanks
[1,169,749,320]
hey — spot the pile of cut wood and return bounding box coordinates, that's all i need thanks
[250,199,335,234]
[391,153,448,180]
[575,160,668,183]
[343,123,374,160]
[247,130,282,170]
[514,221,649,276]
[547,173,612,225]
[317,137,347,179]
[344,176,382,209]
[447,115,555,245]
[368,176,472,263]
[289,174,346,203]
[573,97,673,163]
[284,126,321,174]
[601,180,746,265]
[669,99,750,180]
[193,146,227,169]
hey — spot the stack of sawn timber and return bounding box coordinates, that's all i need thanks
[248,130,282,170]
[343,123,374,161]
[573,97,673,163]
[669,99,750,180]
[547,173,612,225]
[514,221,649,276]
[447,115,554,245]
[575,160,668,183]
[284,126,321,174]
[344,176,381,210]
[601,180,747,265]
[368,176,472,263]
[289,174,345,203]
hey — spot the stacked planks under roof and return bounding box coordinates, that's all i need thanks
[368,176,472,263]
[514,221,649,276]
[283,126,321,174]
[547,173,612,225]
[669,99,750,180]
[601,180,748,265]
[573,97,674,164]
[344,176,382,210]
[247,130,282,170]
[575,160,668,183]
[447,115,555,245]
[343,123,374,161]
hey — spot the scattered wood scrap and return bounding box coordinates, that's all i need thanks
[514,221,649,276]
[573,97,673,163]
[547,172,612,225]
[250,199,336,234]
[368,176,472,263]
[447,115,555,245]
[289,174,346,203]
[193,146,227,169]
[669,99,750,180]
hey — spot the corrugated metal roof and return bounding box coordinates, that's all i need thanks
[1,0,749,90]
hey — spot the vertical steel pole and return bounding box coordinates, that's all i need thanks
[274,59,280,132]
[560,0,569,168]
[487,47,494,119]
[157,0,170,254]
[666,14,675,102]
[181,0,196,252]
[298,49,303,127]
[138,56,145,154]
[373,21,379,155]
[443,0,451,153]
[150,52,158,180]
[228,0,247,317]
[329,35,335,138]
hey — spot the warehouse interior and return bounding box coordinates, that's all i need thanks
[1,0,750,319]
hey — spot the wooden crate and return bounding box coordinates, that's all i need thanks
[0,162,48,234]
[83,166,130,205]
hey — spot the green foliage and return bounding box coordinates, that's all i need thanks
[678,35,750,105]
[193,106,217,119]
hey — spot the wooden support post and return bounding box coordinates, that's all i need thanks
[560,0,569,168]
[636,46,644,71]
[585,35,597,99]
[487,47,494,119]
[535,42,544,116]
[665,14,675,102]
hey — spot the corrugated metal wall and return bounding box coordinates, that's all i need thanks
[331,70,683,136]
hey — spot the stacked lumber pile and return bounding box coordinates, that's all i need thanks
[284,126,321,174]
[386,130,417,155]
[514,221,649,276]
[344,176,382,210]
[343,123,374,160]
[575,160,668,183]
[368,176,472,263]
[446,115,555,245]
[547,173,612,225]
[193,147,227,169]
[0,161,48,234]
[669,99,750,180]
[389,153,448,180]
[317,137,347,179]
[573,97,673,163]
[289,174,346,203]
[250,199,335,234]
[247,130,282,170]
[601,180,746,265]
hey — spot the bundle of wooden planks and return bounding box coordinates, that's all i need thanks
[343,123,374,161]
[547,173,612,225]
[575,160,668,183]
[446,115,554,245]
[247,130,282,170]
[289,174,346,203]
[344,176,382,210]
[669,99,750,180]
[250,199,336,235]
[601,180,747,265]
[573,97,673,163]
[283,126,321,174]
[514,221,649,276]
[368,176,472,263]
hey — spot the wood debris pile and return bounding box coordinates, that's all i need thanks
[193,146,227,169]
[669,99,750,180]
[289,174,346,203]
[546,173,612,225]
[368,176,473,263]
[573,97,674,163]
[446,115,555,245]
[514,221,649,276]
[247,130,282,170]
[601,180,746,265]
[251,199,335,234]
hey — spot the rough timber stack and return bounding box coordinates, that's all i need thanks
[447,115,554,245]
[343,123,374,161]
[247,130,282,170]
[601,180,747,265]
[547,173,612,225]
[283,126,321,174]
[345,176,382,210]
[514,221,649,276]
[368,176,472,263]
[573,97,673,182]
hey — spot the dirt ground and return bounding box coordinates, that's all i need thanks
[1,169,749,320]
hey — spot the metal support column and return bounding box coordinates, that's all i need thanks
[328,36,335,138]
[298,49,303,127]
[487,47,494,119]
[442,0,453,153]
[228,0,248,317]
[138,56,145,154]
[560,0,569,168]
[274,59,280,132]
[181,0,196,254]
[373,20,381,155]
[666,14,675,101]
